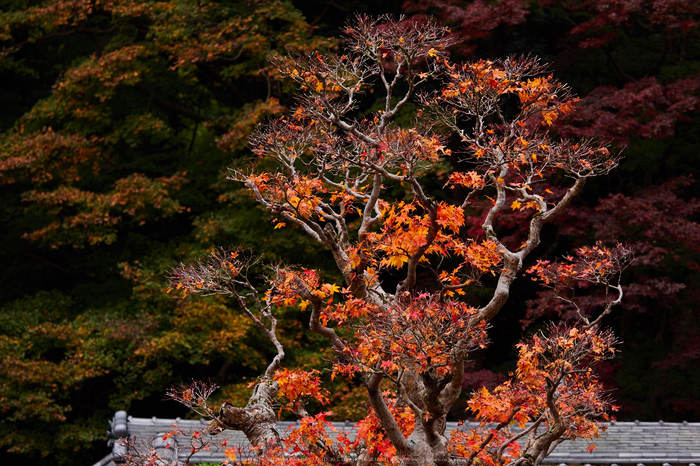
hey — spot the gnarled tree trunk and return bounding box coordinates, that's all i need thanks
[207,380,281,453]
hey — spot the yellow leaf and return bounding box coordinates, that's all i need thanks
[274,222,286,229]
[327,284,341,294]
[511,200,522,210]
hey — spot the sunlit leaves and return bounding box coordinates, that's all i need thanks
[283,411,348,464]
[432,56,618,184]
[333,293,487,378]
[274,368,329,413]
[349,395,414,463]
[446,170,485,190]
[449,426,522,466]
[268,267,343,308]
[275,51,373,101]
[449,323,618,466]
[528,242,634,289]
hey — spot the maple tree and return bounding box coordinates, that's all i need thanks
[164,15,631,466]
[1,1,697,465]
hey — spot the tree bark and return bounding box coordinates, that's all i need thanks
[206,381,281,452]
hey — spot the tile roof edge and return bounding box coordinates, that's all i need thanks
[112,415,700,428]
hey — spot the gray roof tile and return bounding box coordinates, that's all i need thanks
[97,412,700,466]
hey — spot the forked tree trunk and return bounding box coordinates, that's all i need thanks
[206,381,281,453]
[406,419,453,466]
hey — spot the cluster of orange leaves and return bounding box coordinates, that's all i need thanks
[268,268,342,312]
[265,262,494,383]
[350,395,415,463]
[219,399,414,465]
[236,396,413,465]
[268,263,496,383]
[437,239,502,295]
[454,323,617,465]
[332,295,488,378]
[376,127,451,167]
[289,67,346,94]
[449,426,523,466]
[347,201,501,280]
[321,297,376,327]
[375,201,440,269]
[445,170,486,190]
[283,412,349,464]
[273,368,329,414]
[248,173,328,222]
[528,242,632,288]
[440,59,575,126]
[220,412,348,466]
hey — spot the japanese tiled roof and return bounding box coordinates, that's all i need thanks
[93,411,700,466]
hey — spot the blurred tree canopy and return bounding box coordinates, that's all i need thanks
[0,1,698,465]
[0,1,340,464]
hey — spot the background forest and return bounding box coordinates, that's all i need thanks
[0,1,698,465]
